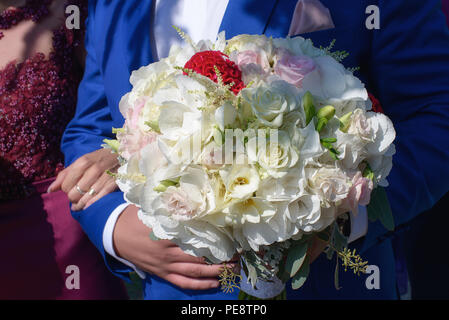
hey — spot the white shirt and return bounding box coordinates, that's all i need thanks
[102,0,368,278]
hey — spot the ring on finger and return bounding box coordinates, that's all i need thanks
[88,187,97,196]
[75,184,87,195]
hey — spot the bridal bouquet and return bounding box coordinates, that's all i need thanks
[104,30,396,298]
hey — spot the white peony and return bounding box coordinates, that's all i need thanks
[306,166,351,207]
[301,56,368,116]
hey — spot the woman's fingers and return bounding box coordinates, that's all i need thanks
[60,156,91,195]
[67,165,105,206]
[82,177,118,210]
[47,168,68,193]
[72,172,118,211]
[60,149,120,203]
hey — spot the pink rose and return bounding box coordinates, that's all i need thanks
[234,50,270,72]
[128,98,147,129]
[274,52,315,87]
[344,172,374,214]
[118,127,158,161]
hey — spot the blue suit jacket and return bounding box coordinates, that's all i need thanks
[62,0,449,299]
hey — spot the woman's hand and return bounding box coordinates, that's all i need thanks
[48,148,119,211]
[114,205,235,290]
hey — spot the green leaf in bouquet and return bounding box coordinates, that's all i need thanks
[332,223,348,252]
[367,187,395,231]
[276,260,289,283]
[285,241,308,278]
[317,227,331,242]
[326,222,347,260]
[320,137,337,144]
[291,256,310,290]
[334,257,341,290]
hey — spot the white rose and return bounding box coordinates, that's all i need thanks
[242,80,300,128]
[247,130,299,178]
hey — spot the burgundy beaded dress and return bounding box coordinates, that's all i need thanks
[0,1,127,299]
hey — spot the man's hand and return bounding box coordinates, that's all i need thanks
[113,205,234,290]
[48,148,119,211]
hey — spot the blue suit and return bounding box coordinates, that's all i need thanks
[62,0,449,299]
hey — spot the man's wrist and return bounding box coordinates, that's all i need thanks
[103,203,146,278]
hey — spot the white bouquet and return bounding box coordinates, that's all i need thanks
[104,30,396,299]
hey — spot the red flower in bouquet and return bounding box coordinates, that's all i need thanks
[184,51,245,95]
[368,92,384,114]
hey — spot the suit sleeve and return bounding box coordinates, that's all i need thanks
[61,1,133,280]
[361,0,449,252]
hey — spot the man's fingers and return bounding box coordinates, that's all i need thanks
[166,247,208,264]
[164,273,220,290]
[170,262,229,279]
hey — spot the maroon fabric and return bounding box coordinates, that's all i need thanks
[0,1,86,200]
[0,177,128,300]
[0,1,127,300]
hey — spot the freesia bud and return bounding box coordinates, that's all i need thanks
[103,139,120,153]
[153,179,178,193]
[303,91,316,125]
[339,111,353,133]
[317,105,335,121]
[316,117,328,133]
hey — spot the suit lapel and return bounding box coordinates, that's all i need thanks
[263,0,298,37]
[219,0,278,37]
